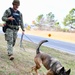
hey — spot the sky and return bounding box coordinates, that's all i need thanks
[0,0,75,25]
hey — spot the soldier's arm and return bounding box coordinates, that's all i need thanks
[2,9,11,22]
[20,13,25,31]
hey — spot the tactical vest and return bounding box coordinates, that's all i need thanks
[6,8,21,26]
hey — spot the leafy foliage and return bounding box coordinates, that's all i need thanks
[63,8,75,26]
[46,12,55,23]
[36,14,44,23]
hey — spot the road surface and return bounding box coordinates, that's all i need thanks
[0,27,75,55]
[18,33,75,55]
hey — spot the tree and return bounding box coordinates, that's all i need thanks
[46,12,55,23]
[36,14,44,24]
[34,12,60,30]
[63,8,75,27]
[45,12,56,28]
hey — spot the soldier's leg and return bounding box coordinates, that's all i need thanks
[7,40,13,55]
[13,29,18,46]
[5,28,13,55]
[13,39,16,46]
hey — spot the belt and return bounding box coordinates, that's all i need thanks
[7,25,19,30]
[8,24,19,27]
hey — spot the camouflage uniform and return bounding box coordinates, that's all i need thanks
[2,2,25,56]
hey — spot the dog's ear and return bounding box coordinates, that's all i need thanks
[66,69,71,75]
[60,67,65,73]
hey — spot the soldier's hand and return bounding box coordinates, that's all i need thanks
[22,30,25,34]
[8,16,15,21]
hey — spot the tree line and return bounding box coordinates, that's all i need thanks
[32,8,75,32]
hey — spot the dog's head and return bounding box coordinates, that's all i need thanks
[58,67,71,75]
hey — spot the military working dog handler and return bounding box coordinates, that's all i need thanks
[2,0,25,60]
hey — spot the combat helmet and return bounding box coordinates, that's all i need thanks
[12,0,20,6]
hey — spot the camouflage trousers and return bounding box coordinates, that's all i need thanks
[5,28,18,55]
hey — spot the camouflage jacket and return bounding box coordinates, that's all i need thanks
[2,7,25,31]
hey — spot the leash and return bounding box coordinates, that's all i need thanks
[20,32,37,51]
[20,33,25,51]
[24,34,34,43]
[24,34,38,49]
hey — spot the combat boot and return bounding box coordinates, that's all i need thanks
[8,53,14,60]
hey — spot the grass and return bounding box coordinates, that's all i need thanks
[0,33,75,75]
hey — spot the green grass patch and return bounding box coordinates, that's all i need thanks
[0,34,75,75]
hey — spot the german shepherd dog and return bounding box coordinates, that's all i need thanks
[32,40,71,75]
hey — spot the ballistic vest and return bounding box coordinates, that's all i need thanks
[6,8,21,26]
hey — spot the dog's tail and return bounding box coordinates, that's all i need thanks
[36,40,48,54]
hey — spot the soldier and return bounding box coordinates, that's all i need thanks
[2,0,25,60]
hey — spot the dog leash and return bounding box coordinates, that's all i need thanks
[20,32,25,51]
[24,34,35,43]
[20,32,38,51]
[20,33,35,51]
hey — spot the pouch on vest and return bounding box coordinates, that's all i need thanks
[2,24,8,33]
